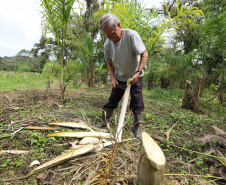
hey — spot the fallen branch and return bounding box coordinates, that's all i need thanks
[212,126,226,135]
[165,116,183,140]
[172,156,193,167]
[198,135,226,149]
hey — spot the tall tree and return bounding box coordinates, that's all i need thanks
[40,0,75,99]
[200,0,225,103]
[83,0,100,87]
[95,0,202,88]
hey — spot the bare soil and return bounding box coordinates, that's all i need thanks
[0,88,225,184]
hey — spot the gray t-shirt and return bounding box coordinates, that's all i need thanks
[104,28,146,82]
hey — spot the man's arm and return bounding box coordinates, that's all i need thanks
[130,49,148,85]
[107,60,118,88]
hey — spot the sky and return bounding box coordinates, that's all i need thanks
[0,0,42,57]
[0,0,163,58]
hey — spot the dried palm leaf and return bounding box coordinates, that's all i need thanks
[79,137,100,145]
[48,132,111,139]
[28,143,96,176]
[0,150,29,155]
[48,122,94,131]
[25,126,55,130]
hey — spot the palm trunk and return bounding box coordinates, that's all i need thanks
[137,133,165,185]
[60,44,64,99]
[191,76,202,112]
[219,56,225,104]
[182,80,192,109]
[215,0,225,104]
[88,63,95,87]
[200,67,206,97]
[61,0,66,100]
[41,0,75,100]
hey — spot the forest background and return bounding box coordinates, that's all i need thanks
[0,0,225,102]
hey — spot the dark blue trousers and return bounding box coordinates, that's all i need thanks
[104,77,144,114]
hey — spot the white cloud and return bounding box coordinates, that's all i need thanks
[141,0,164,9]
[0,0,42,57]
[0,0,164,57]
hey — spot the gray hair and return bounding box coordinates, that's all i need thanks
[100,13,118,31]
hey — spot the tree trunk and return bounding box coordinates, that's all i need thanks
[60,40,65,100]
[74,77,77,88]
[219,58,225,104]
[160,72,165,89]
[137,132,166,185]
[200,68,206,97]
[46,80,50,89]
[182,80,192,109]
[190,76,202,112]
[148,73,154,90]
[88,63,95,87]
[84,67,87,83]
[160,72,170,89]
[60,63,64,99]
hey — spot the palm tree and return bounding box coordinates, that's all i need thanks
[201,0,226,103]
[95,0,202,88]
[40,0,75,99]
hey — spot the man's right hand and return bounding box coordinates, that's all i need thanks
[111,78,118,88]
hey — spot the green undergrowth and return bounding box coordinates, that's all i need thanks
[0,78,225,184]
[0,71,59,91]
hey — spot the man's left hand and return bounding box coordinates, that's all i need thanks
[129,73,140,85]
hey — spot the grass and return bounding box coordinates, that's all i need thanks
[0,71,225,184]
[0,71,57,91]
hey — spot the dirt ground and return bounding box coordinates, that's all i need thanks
[0,88,225,184]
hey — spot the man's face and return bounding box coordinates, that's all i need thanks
[104,23,122,43]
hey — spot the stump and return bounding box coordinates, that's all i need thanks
[191,76,202,112]
[182,80,192,109]
[182,76,202,112]
[137,132,166,185]
[160,72,170,89]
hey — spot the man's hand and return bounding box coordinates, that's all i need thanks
[107,60,118,88]
[129,50,148,85]
[129,73,140,85]
[111,78,118,88]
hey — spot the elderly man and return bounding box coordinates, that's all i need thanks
[96,13,148,140]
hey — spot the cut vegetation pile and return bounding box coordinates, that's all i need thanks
[0,87,225,184]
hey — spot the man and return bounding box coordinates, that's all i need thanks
[97,13,148,140]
